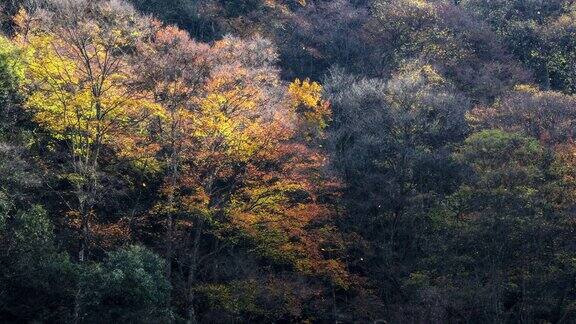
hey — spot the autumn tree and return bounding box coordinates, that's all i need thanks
[288,78,331,140]
[130,31,348,321]
[16,0,154,263]
[132,22,210,297]
[5,0,576,322]
[173,35,343,322]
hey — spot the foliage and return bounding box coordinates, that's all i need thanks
[79,245,171,322]
[0,198,79,323]
[1,0,576,322]
[0,34,25,133]
[288,78,331,138]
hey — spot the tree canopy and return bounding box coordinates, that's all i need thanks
[2,0,576,322]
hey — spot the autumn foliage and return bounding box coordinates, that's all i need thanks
[2,0,576,323]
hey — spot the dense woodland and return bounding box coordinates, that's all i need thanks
[1,0,576,322]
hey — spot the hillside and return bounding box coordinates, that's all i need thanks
[1,0,576,322]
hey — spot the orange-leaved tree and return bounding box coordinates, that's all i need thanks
[133,22,210,287]
[134,31,347,321]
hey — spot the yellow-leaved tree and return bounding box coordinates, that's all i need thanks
[288,78,331,139]
[15,1,156,263]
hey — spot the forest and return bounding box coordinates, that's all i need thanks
[1,0,576,323]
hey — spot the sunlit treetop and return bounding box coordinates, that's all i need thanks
[14,5,159,158]
[288,78,331,138]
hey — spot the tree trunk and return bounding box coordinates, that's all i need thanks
[73,159,98,324]
[165,151,179,321]
[73,192,90,324]
[79,199,91,262]
[166,121,180,282]
[165,207,173,279]
[186,217,204,324]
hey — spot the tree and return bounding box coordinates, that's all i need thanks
[0,198,79,323]
[16,0,154,263]
[79,245,171,323]
[541,4,576,94]
[325,63,469,229]
[132,22,210,297]
[130,31,348,321]
[323,64,470,316]
[15,2,160,322]
[433,129,576,322]
[288,78,331,140]
[279,0,371,80]
[468,85,576,146]
[173,35,345,323]
[372,0,530,102]
[461,0,575,94]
